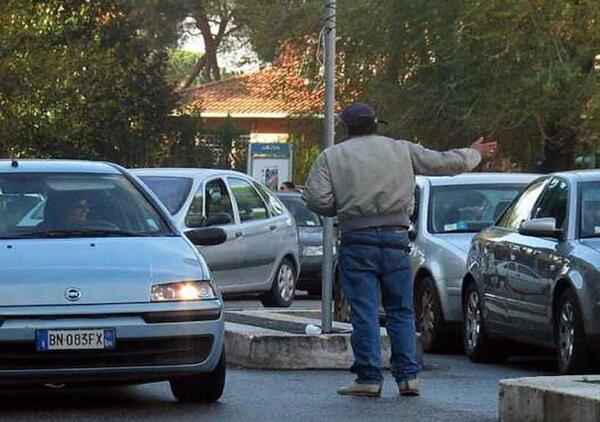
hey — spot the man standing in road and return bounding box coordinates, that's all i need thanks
[303,103,497,398]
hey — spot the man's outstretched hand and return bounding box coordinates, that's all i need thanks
[472,137,499,160]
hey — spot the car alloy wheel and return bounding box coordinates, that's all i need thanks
[465,290,482,353]
[261,258,296,307]
[277,263,295,303]
[558,301,575,365]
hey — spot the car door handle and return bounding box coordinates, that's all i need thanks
[235,231,244,238]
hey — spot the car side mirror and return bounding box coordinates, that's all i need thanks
[205,212,233,227]
[519,218,562,239]
[186,227,227,246]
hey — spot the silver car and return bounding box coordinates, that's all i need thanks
[411,173,538,352]
[464,171,600,374]
[0,159,226,402]
[132,169,300,307]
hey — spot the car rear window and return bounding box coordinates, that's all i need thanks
[138,176,193,215]
[429,184,525,233]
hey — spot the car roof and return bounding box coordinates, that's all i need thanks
[552,170,600,183]
[0,159,121,174]
[131,168,246,179]
[418,172,540,187]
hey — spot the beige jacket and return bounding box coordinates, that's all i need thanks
[303,135,481,232]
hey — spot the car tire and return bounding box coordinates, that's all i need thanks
[170,349,226,403]
[333,269,351,323]
[555,288,591,375]
[414,276,447,353]
[261,258,296,307]
[463,282,506,363]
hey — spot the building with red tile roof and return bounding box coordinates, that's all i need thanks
[180,44,324,144]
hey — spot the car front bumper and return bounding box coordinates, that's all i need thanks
[0,301,224,384]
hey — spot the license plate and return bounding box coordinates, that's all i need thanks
[36,328,116,351]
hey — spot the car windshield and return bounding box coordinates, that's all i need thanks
[579,182,600,238]
[278,196,321,227]
[0,173,170,239]
[429,184,525,234]
[138,176,193,215]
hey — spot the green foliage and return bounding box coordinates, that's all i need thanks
[167,49,206,86]
[0,0,177,166]
[236,0,600,171]
[207,116,248,172]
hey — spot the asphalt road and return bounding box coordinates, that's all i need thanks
[0,353,554,422]
[0,297,556,422]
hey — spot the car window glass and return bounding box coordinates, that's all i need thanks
[532,178,568,229]
[429,184,525,233]
[255,182,284,216]
[185,185,203,227]
[498,179,546,230]
[1,173,169,237]
[228,178,268,222]
[279,196,321,227]
[138,176,192,215]
[204,179,234,226]
[580,182,600,238]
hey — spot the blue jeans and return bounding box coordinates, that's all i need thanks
[339,228,421,385]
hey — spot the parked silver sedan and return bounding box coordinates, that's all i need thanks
[464,170,600,374]
[132,169,300,307]
[0,160,226,402]
[411,173,538,352]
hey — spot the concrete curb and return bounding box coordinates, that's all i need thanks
[499,376,600,422]
[225,310,423,370]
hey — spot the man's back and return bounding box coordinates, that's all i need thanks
[305,134,481,232]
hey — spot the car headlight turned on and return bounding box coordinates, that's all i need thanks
[151,281,216,302]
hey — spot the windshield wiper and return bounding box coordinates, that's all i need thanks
[5,229,148,239]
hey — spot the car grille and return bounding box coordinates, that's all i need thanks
[0,335,213,370]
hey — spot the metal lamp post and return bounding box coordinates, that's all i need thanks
[321,0,336,334]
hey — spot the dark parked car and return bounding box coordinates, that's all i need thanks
[463,171,600,374]
[277,192,333,296]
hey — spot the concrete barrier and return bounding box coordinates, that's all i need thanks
[225,310,423,370]
[499,376,600,422]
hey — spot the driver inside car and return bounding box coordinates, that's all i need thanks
[66,199,90,226]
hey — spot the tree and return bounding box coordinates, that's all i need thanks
[167,49,206,87]
[233,0,600,171]
[176,0,243,88]
[0,0,177,166]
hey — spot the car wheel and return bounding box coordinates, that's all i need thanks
[414,276,447,353]
[333,269,351,323]
[463,283,506,363]
[261,258,296,307]
[555,288,591,375]
[170,349,226,403]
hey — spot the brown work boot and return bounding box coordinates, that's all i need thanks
[337,382,382,397]
[398,378,420,396]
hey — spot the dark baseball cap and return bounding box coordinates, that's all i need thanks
[339,103,388,126]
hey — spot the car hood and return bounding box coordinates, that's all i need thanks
[579,238,600,255]
[0,237,206,306]
[433,233,476,254]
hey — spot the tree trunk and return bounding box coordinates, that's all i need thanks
[178,9,229,89]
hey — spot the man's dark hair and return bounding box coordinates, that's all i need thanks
[280,181,296,191]
[346,122,377,138]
